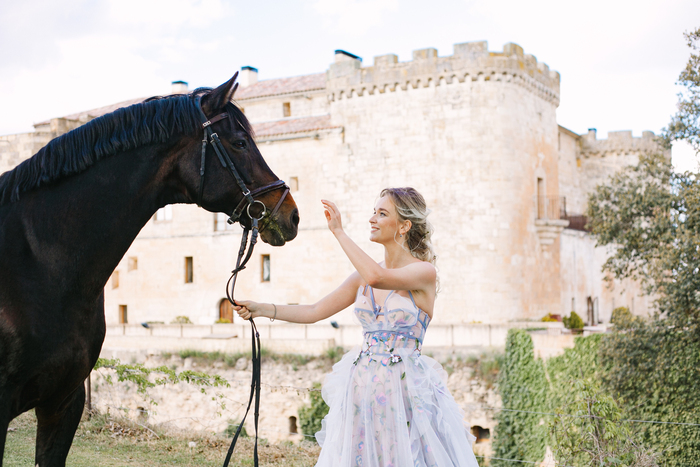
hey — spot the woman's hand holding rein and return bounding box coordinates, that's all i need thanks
[233,300,273,321]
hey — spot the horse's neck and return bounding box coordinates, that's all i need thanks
[23,145,180,298]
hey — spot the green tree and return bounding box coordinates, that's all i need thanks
[662,28,700,153]
[586,152,700,323]
[492,329,548,466]
[550,379,659,467]
[600,321,700,466]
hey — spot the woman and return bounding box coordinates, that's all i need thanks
[234,187,479,467]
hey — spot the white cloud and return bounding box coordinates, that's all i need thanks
[311,0,399,35]
[672,140,699,173]
[107,0,228,28]
[0,34,166,135]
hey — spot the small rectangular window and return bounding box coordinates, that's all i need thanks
[214,212,235,231]
[111,271,119,289]
[185,256,193,283]
[128,257,138,271]
[289,176,299,192]
[155,205,172,222]
[283,102,291,117]
[119,305,128,324]
[536,177,545,219]
[261,254,270,282]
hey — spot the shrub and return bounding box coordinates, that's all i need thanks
[563,311,584,329]
[601,322,700,466]
[224,419,248,438]
[171,316,192,324]
[550,379,659,467]
[298,383,329,443]
[610,306,645,329]
[540,313,560,322]
[215,318,232,324]
[491,329,548,466]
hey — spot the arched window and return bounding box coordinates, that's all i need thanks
[219,299,233,323]
[288,416,298,434]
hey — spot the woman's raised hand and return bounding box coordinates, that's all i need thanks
[233,300,264,321]
[322,199,343,234]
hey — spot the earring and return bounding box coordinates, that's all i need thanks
[400,234,403,237]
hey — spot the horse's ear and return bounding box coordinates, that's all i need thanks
[202,72,239,115]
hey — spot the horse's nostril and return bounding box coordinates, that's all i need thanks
[291,209,300,227]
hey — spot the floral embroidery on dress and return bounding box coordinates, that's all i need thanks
[314,285,480,467]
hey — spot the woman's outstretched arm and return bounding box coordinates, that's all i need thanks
[233,271,362,324]
[322,199,435,292]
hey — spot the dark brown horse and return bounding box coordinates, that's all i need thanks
[0,75,299,466]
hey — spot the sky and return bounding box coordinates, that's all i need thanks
[1,0,698,168]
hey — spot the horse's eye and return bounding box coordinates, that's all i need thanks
[233,140,247,150]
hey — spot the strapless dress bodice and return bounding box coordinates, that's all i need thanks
[352,285,431,365]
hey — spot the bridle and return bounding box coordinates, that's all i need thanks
[194,95,289,467]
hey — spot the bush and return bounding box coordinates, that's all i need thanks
[610,306,645,329]
[171,316,192,324]
[491,329,548,466]
[298,383,329,443]
[563,311,584,329]
[601,322,700,466]
[224,419,248,438]
[541,313,560,322]
[550,379,659,467]
[215,318,231,324]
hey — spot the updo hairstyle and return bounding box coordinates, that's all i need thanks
[380,187,437,265]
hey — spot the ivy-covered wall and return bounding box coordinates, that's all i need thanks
[493,327,700,467]
[491,330,548,466]
[601,322,700,466]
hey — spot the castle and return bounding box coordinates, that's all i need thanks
[0,41,665,329]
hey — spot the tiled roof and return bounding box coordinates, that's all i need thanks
[235,73,326,100]
[253,115,338,138]
[34,97,147,127]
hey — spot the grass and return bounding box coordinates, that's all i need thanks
[5,411,320,467]
[176,346,345,370]
[440,351,504,388]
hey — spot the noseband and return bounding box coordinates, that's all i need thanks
[194,95,289,467]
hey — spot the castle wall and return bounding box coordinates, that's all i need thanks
[238,90,328,122]
[557,128,667,321]
[560,230,654,322]
[319,44,563,323]
[1,40,663,330]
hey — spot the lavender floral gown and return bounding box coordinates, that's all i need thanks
[315,286,479,467]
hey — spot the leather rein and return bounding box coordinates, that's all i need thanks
[194,96,288,467]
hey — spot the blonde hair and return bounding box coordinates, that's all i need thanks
[380,187,437,266]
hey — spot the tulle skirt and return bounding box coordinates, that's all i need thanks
[315,347,480,467]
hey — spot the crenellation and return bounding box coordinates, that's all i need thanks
[412,48,438,61]
[453,41,488,57]
[1,39,651,329]
[503,42,524,58]
[581,129,665,157]
[327,41,560,106]
[374,54,398,67]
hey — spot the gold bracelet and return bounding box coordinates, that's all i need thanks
[270,304,277,322]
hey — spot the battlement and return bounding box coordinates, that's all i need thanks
[581,129,668,157]
[327,41,560,106]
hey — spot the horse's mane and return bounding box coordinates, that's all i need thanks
[0,88,252,206]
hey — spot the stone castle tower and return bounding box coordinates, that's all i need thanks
[0,41,663,327]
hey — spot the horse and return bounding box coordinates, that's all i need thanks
[0,74,299,466]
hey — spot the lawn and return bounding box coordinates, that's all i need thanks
[5,411,319,467]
